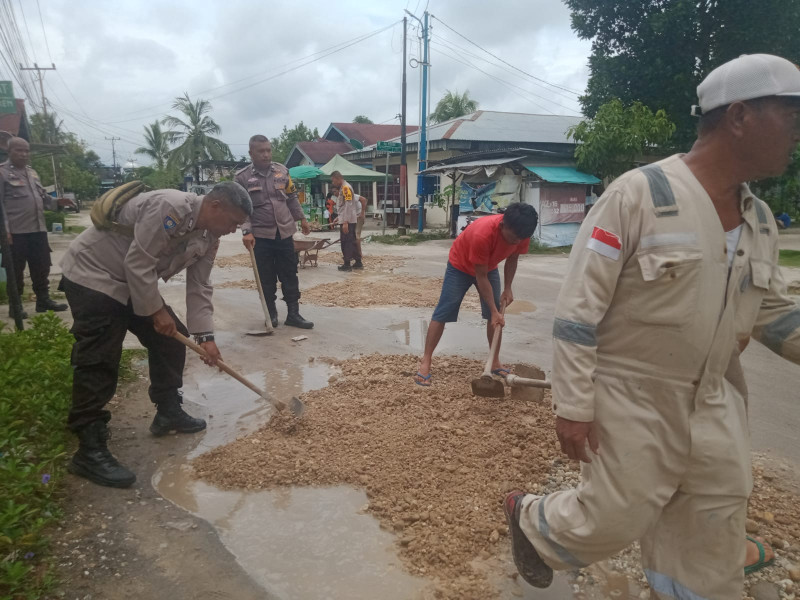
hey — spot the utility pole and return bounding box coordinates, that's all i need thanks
[404,10,430,233]
[20,63,61,194]
[399,16,408,232]
[19,63,55,119]
[106,136,120,180]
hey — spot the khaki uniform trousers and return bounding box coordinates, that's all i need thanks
[519,367,751,600]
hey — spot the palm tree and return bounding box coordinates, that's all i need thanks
[135,121,171,170]
[162,93,232,184]
[429,90,479,124]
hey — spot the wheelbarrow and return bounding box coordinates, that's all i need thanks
[294,236,340,268]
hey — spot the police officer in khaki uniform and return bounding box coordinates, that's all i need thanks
[236,135,313,329]
[330,171,365,271]
[60,182,252,488]
[0,137,67,318]
[503,54,800,599]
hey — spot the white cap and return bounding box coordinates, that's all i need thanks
[696,53,800,114]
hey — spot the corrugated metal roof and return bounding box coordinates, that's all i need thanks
[354,111,582,149]
[526,166,600,184]
[421,156,523,174]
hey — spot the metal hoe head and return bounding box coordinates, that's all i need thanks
[470,375,506,398]
[269,394,306,417]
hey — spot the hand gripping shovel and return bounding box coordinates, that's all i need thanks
[174,332,305,417]
[246,245,274,337]
[471,301,508,398]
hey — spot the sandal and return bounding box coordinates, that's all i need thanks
[744,536,775,574]
[492,367,512,377]
[413,371,432,387]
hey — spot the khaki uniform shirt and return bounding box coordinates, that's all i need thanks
[335,181,362,224]
[61,190,219,334]
[235,162,303,239]
[552,154,800,422]
[0,160,48,233]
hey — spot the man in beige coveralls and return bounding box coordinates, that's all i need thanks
[504,54,800,599]
[60,182,252,488]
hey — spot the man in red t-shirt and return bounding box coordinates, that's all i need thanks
[414,202,538,386]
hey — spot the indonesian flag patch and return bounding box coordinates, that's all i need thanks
[587,227,621,260]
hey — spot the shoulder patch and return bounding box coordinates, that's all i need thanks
[163,213,180,231]
[343,186,353,202]
[586,226,621,260]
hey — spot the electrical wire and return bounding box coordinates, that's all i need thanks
[100,20,400,124]
[430,14,582,96]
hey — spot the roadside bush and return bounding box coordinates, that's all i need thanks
[0,313,73,598]
[43,211,65,232]
[0,281,7,305]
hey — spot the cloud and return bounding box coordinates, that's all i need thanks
[13,0,590,165]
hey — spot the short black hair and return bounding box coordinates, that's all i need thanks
[249,134,269,147]
[502,202,537,239]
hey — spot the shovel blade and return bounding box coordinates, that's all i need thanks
[288,396,305,417]
[245,330,273,337]
[471,377,506,398]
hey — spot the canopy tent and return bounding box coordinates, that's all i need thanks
[319,154,385,182]
[288,165,326,180]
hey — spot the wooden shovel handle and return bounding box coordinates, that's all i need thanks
[173,332,266,398]
[482,300,506,377]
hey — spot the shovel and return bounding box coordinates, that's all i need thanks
[470,301,508,398]
[246,245,274,337]
[174,332,305,417]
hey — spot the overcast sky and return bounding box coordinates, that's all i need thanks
[4,0,591,166]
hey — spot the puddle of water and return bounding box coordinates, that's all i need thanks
[505,299,537,315]
[156,465,426,600]
[388,318,428,348]
[157,359,426,599]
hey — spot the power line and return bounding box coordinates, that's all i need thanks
[430,30,581,105]
[100,20,400,125]
[430,38,581,115]
[35,0,53,61]
[430,14,582,96]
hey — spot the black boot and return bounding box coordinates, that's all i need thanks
[265,300,279,328]
[150,396,206,436]
[352,260,364,270]
[8,305,28,319]
[338,262,352,272]
[68,420,136,488]
[284,301,314,329]
[36,296,68,312]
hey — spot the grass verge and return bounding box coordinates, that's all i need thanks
[779,249,800,267]
[369,229,451,245]
[119,348,147,383]
[528,241,571,255]
[0,314,74,598]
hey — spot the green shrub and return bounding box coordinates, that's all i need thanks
[0,281,7,305]
[0,314,74,598]
[369,230,451,245]
[43,211,65,232]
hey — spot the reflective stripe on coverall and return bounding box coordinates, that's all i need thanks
[518,154,800,600]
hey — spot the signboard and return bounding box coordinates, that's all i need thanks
[539,186,586,224]
[459,181,496,213]
[0,81,16,115]
[376,141,402,153]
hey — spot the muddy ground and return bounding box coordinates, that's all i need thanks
[4,217,800,600]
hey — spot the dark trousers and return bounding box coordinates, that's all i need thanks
[340,223,361,263]
[0,232,52,298]
[253,232,300,304]
[62,277,188,431]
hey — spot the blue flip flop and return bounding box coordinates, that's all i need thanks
[413,371,432,387]
[492,367,512,377]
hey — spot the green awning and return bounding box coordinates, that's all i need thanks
[289,165,326,180]
[526,166,601,185]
